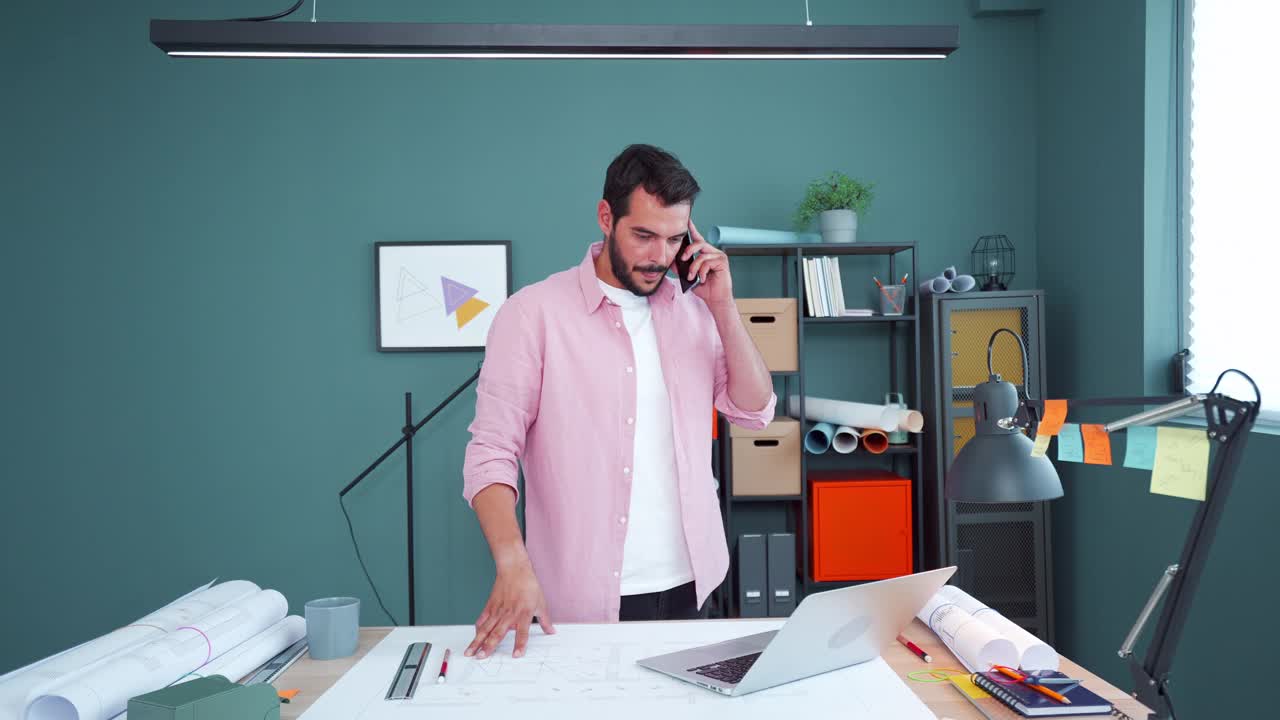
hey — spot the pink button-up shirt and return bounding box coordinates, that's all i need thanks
[463,242,777,623]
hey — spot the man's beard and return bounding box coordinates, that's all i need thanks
[607,231,668,297]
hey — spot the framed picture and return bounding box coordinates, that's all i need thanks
[375,241,513,352]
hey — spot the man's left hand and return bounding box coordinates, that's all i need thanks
[682,221,734,308]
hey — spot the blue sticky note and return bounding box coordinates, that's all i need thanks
[1057,423,1084,462]
[1123,426,1158,470]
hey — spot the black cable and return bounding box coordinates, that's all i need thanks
[1207,368,1262,407]
[987,328,1032,399]
[231,0,305,22]
[339,494,400,626]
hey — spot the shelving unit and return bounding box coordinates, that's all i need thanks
[714,242,923,617]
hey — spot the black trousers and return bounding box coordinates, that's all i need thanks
[619,581,705,621]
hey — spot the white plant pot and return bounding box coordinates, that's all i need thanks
[819,209,858,243]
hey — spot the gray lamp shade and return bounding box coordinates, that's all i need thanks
[947,431,1063,503]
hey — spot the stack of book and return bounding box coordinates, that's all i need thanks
[802,256,874,318]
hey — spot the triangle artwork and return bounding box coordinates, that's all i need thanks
[441,276,491,329]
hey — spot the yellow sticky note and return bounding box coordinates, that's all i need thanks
[1151,427,1209,501]
[950,675,989,699]
[1030,433,1052,457]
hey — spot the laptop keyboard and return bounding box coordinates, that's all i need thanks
[688,652,762,685]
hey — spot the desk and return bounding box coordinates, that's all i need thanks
[275,619,1151,719]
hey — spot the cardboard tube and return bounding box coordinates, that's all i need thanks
[860,429,890,454]
[788,395,899,432]
[919,276,951,296]
[950,274,977,293]
[895,409,925,433]
[832,426,860,454]
[804,422,834,454]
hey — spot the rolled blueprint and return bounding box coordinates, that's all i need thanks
[790,395,924,434]
[0,580,260,718]
[789,395,899,432]
[937,585,1058,671]
[27,589,288,720]
[705,226,822,246]
[832,426,860,454]
[942,266,958,281]
[950,274,977,293]
[859,428,890,454]
[918,590,1019,673]
[919,276,951,295]
[804,422,835,454]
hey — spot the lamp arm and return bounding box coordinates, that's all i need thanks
[1128,392,1257,719]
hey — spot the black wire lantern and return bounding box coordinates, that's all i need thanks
[972,234,1015,291]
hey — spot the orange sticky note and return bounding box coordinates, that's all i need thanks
[278,689,300,702]
[1081,424,1113,465]
[1039,400,1068,435]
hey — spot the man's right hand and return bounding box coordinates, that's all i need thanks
[465,558,555,659]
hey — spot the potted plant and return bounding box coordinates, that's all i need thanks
[794,171,875,243]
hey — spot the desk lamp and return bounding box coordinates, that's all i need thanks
[945,329,1260,720]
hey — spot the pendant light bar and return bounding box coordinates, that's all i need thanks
[150,21,958,60]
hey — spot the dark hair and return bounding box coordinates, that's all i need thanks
[602,144,701,226]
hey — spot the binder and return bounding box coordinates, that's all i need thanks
[737,533,768,617]
[767,533,797,617]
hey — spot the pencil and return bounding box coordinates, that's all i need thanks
[992,665,1071,704]
[896,634,931,662]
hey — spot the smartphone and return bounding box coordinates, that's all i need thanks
[673,228,700,293]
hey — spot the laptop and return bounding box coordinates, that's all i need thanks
[636,566,956,696]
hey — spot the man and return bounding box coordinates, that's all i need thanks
[461,144,776,660]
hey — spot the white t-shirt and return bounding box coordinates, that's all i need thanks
[598,280,695,595]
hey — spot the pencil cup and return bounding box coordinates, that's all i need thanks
[305,596,360,660]
[879,285,906,316]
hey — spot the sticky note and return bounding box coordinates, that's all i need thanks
[1057,423,1083,462]
[1039,399,1068,435]
[1030,433,1052,457]
[950,674,989,699]
[1123,426,1158,470]
[1151,427,1209,501]
[1080,424,1113,465]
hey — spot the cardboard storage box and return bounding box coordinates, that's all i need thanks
[730,418,801,496]
[811,470,913,581]
[736,298,798,372]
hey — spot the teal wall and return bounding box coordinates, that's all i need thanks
[1038,1,1279,717]
[0,1,1040,671]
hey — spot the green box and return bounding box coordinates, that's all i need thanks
[127,675,279,720]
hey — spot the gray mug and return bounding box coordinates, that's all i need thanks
[305,597,361,660]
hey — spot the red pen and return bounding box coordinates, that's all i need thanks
[896,634,931,663]
[436,648,451,684]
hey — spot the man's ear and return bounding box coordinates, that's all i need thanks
[596,199,613,237]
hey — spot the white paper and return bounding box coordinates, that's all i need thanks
[917,593,1018,673]
[832,426,860,454]
[26,589,287,720]
[936,586,1058,671]
[0,581,257,720]
[789,395,923,434]
[302,622,936,720]
[110,615,307,720]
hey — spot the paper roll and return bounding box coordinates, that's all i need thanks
[789,395,899,432]
[942,266,958,281]
[950,274,977,293]
[896,409,925,434]
[706,226,822,246]
[918,591,1019,673]
[0,581,261,718]
[804,422,834,454]
[859,429,889,454]
[832,426,860,454]
[937,586,1059,671]
[27,590,289,720]
[919,276,951,295]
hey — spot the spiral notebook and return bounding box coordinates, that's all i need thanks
[973,671,1113,716]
